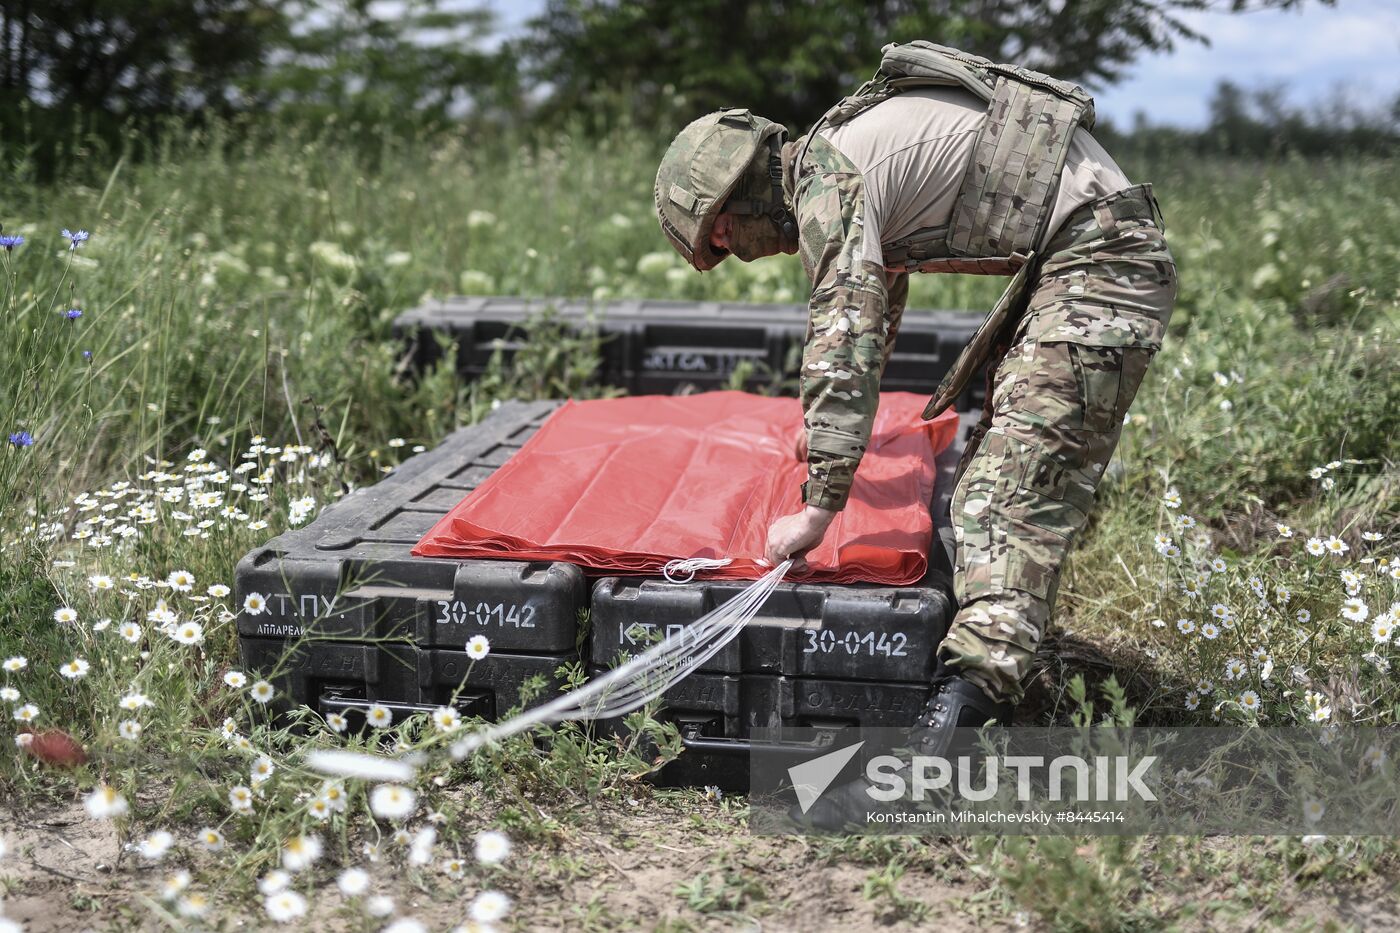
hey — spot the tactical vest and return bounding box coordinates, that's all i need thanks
[800,41,1096,277]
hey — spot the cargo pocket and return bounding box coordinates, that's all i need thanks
[1005,443,1098,603]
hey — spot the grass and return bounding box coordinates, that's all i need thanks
[0,119,1396,929]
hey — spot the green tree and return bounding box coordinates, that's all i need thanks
[0,0,290,115]
[256,0,520,131]
[520,0,1335,130]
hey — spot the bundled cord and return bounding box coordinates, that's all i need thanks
[308,558,793,779]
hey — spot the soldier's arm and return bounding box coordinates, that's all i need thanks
[794,163,891,513]
[879,270,908,379]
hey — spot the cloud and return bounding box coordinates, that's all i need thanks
[1096,0,1400,127]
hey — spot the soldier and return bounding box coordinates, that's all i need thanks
[654,42,1176,826]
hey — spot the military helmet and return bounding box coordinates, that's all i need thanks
[655,108,786,271]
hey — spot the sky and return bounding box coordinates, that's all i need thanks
[484,0,1400,128]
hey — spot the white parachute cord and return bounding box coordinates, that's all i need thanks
[661,556,733,584]
[445,558,791,759]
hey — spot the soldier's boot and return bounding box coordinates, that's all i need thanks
[792,660,1014,832]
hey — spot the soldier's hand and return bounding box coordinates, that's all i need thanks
[765,505,836,573]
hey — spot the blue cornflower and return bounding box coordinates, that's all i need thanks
[82,350,93,360]
[61,228,90,249]
[8,431,33,447]
[66,308,82,320]
[0,235,23,250]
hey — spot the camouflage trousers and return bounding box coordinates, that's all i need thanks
[939,183,1178,704]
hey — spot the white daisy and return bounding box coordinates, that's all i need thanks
[470,890,511,923]
[365,703,393,728]
[2,657,25,672]
[432,707,461,733]
[198,827,225,851]
[281,834,323,872]
[166,570,196,592]
[465,635,491,660]
[118,719,143,741]
[224,670,248,689]
[336,866,370,897]
[119,621,142,643]
[83,785,129,820]
[1237,691,1260,712]
[53,607,79,625]
[258,870,291,895]
[250,680,275,703]
[59,657,90,679]
[229,785,254,813]
[1304,538,1326,556]
[137,829,174,861]
[264,890,307,923]
[242,592,269,615]
[1341,599,1368,623]
[1323,536,1349,556]
[369,784,417,821]
[474,829,511,865]
[324,712,348,733]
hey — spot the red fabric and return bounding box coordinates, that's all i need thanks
[412,391,959,585]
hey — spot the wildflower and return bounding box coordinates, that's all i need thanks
[337,866,370,897]
[230,785,254,814]
[13,734,30,748]
[366,703,393,728]
[1200,622,1220,640]
[470,891,511,924]
[1341,599,1369,623]
[324,711,348,733]
[1161,543,1181,559]
[7,431,33,447]
[243,592,269,615]
[1275,523,1294,538]
[65,308,82,320]
[250,680,275,703]
[1176,618,1196,635]
[1363,744,1386,771]
[251,755,276,784]
[475,830,511,865]
[61,228,90,249]
[137,829,174,861]
[264,890,308,923]
[0,234,24,250]
[1302,798,1325,824]
[1224,658,1247,681]
[59,657,89,679]
[13,704,38,723]
[1275,585,1292,605]
[441,856,466,879]
[208,584,231,598]
[1237,691,1260,712]
[366,895,396,918]
[1361,531,1383,542]
[1297,609,1312,624]
[175,892,210,919]
[198,827,225,851]
[1372,619,1393,643]
[307,797,332,821]
[224,670,248,689]
[1323,536,1349,556]
[1180,580,1201,598]
[118,719,142,741]
[1210,604,1234,624]
[162,870,192,901]
[258,870,291,895]
[84,784,129,819]
[0,687,16,702]
[3,657,26,672]
[1153,533,1172,551]
[407,825,436,866]
[319,781,348,812]
[369,784,417,821]
[53,607,78,625]
[1162,488,1181,509]
[281,833,323,872]
[1174,514,1197,531]
[166,570,195,591]
[1210,557,1227,573]
[1149,618,1166,629]
[465,635,491,660]
[432,706,461,733]
[1305,538,1326,556]
[89,574,115,591]
[118,621,142,643]
[1184,692,1200,711]
[172,621,204,644]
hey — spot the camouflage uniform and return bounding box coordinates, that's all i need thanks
[784,135,1176,703]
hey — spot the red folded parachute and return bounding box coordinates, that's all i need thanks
[412,391,958,585]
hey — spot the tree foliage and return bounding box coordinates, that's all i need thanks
[520,0,1335,130]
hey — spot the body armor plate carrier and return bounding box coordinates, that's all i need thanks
[801,40,1096,278]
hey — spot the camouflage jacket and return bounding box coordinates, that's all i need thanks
[781,134,908,512]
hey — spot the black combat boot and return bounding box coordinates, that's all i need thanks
[792,660,1014,832]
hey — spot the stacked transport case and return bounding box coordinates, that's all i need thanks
[238,297,977,788]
